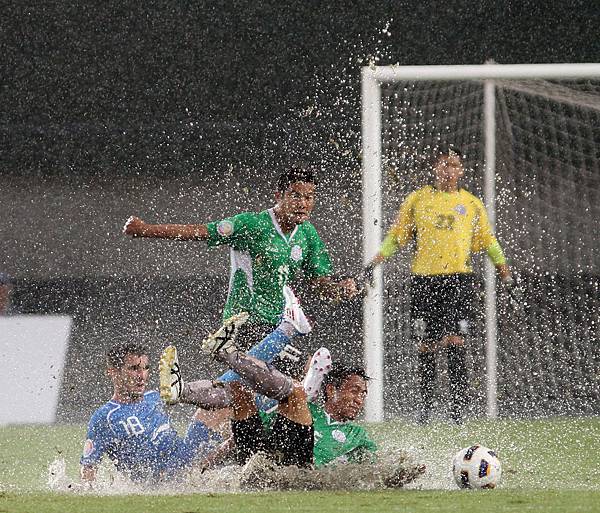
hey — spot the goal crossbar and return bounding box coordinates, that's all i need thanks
[364,62,600,83]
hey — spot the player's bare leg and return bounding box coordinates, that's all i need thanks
[159,345,232,408]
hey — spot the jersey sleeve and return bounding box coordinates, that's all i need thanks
[301,223,333,278]
[205,212,256,250]
[80,410,109,467]
[380,190,418,258]
[470,197,497,253]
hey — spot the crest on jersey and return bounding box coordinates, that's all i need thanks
[332,429,347,443]
[454,204,466,215]
[82,439,94,458]
[291,245,303,262]
[217,220,234,237]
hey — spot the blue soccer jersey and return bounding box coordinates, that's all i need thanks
[80,391,220,481]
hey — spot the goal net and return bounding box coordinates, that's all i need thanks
[362,64,600,420]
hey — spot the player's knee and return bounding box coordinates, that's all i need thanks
[443,335,465,347]
[418,341,437,353]
[288,382,308,401]
[278,382,311,425]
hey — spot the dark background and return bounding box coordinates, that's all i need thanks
[4,1,598,180]
[2,1,598,421]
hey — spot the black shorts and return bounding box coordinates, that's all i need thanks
[232,413,314,468]
[410,274,475,341]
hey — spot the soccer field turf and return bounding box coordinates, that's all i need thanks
[1,417,599,512]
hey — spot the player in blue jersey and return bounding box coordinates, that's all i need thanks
[80,342,228,484]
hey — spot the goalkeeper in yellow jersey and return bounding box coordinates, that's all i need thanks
[367,146,512,424]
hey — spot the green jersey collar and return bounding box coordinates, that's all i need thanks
[268,208,299,244]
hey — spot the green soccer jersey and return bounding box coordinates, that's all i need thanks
[205,209,332,325]
[309,402,378,467]
[258,403,378,467]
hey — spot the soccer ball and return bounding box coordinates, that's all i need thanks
[452,445,502,489]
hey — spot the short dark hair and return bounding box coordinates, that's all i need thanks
[277,164,316,193]
[323,365,370,399]
[435,144,464,160]
[107,342,148,369]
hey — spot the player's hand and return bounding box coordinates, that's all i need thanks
[502,274,525,310]
[123,216,145,236]
[338,277,359,299]
[362,263,376,288]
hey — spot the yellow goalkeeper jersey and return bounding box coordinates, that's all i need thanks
[381,186,498,275]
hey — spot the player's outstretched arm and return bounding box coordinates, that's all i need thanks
[123,216,209,240]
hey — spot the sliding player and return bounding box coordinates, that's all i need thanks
[160,314,377,469]
[80,343,227,484]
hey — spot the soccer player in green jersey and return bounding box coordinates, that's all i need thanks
[124,166,358,348]
[159,314,378,469]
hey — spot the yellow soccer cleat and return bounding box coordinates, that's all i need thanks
[159,345,183,405]
[201,312,250,356]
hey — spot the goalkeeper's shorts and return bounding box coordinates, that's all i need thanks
[410,273,475,342]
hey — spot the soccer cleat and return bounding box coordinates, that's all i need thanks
[302,347,332,401]
[159,345,183,405]
[282,286,312,335]
[201,312,249,356]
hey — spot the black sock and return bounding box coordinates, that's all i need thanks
[447,346,468,421]
[418,352,436,420]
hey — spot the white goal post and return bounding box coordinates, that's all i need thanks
[361,62,600,422]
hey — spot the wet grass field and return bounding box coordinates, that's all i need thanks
[1,417,599,512]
